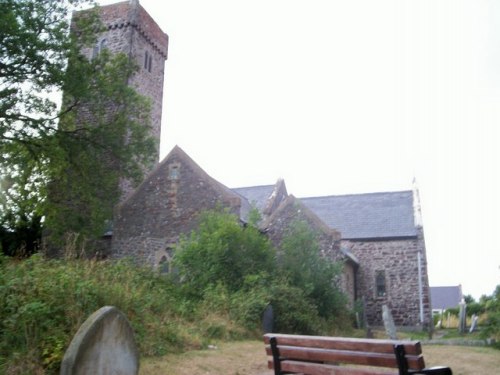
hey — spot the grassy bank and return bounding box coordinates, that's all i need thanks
[0,255,255,374]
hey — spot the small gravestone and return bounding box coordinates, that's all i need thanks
[458,300,467,333]
[382,305,397,340]
[60,306,139,375]
[469,314,478,333]
[262,304,274,333]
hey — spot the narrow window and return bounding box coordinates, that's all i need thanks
[92,43,99,59]
[144,51,149,69]
[148,54,152,72]
[158,255,169,274]
[375,270,386,297]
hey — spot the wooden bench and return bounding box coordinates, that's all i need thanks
[264,333,452,375]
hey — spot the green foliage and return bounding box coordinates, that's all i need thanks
[173,209,275,296]
[175,211,350,335]
[269,281,325,334]
[481,285,500,347]
[279,219,348,319]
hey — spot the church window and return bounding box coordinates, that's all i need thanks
[92,44,99,59]
[144,51,153,72]
[92,38,107,59]
[375,270,386,297]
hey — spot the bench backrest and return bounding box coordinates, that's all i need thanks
[263,333,426,375]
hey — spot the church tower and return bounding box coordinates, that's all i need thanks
[76,0,168,199]
[80,0,169,157]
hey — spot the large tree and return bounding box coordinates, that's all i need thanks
[0,0,156,253]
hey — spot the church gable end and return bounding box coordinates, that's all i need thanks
[112,146,242,265]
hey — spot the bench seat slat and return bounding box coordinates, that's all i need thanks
[263,333,423,356]
[276,360,398,375]
[266,345,398,367]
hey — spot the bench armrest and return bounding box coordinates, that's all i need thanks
[409,367,452,375]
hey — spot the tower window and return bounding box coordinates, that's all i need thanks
[144,51,152,72]
[92,38,107,59]
[375,270,386,297]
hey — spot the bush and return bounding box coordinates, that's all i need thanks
[173,209,275,296]
[481,285,500,347]
[269,281,325,334]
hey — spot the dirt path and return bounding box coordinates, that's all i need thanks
[139,340,500,375]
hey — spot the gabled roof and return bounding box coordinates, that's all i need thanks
[430,286,463,310]
[117,145,246,218]
[300,191,418,240]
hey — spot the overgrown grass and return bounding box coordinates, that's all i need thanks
[0,255,255,374]
[0,254,353,374]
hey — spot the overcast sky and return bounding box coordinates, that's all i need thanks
[98,0,499,300]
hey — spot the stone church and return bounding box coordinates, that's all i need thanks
[80,0,432,328]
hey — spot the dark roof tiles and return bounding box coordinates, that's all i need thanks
[232,185,275,212]
[299,191,418,239]
[430,286,463,310]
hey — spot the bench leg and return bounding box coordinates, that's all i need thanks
[270,336,282,375]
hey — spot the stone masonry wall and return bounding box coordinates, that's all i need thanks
[344,230,431,327]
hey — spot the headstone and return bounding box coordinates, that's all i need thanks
[60,306,139,375]
[262,304,274,333]
[458,300,467,333]
[469,314,478,333]
[382,305,397,340]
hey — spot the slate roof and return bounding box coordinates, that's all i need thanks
[300,191,418,239]
[232,185,275,212]
[430,286,463,310]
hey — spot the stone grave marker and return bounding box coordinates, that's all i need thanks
[382,305,397,340]
[60,306,139,375]
[469,314,478,333]
[458,299,467,333]
[262,304,274,333]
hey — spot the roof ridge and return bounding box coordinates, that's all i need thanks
[300,190,413,200]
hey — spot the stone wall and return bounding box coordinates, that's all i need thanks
[344,229,431,327]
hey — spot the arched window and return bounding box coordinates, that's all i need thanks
[158,255,169,274]
[92,38,107,59]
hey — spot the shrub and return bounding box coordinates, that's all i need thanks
[173,209,275,297]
